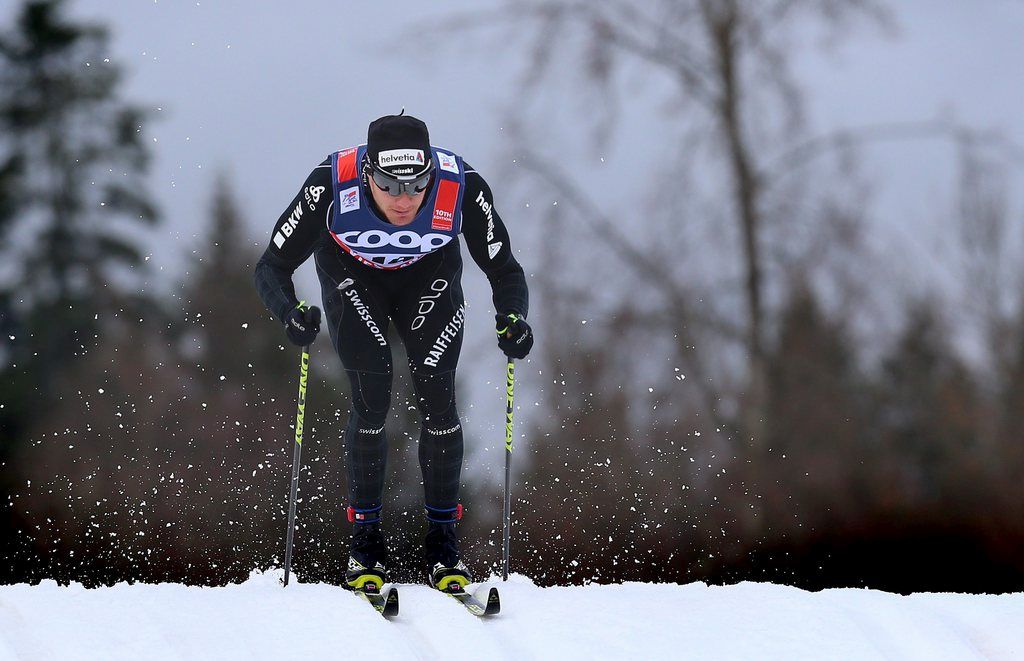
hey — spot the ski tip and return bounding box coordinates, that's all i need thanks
[484,586,501,615]
[383,587,400,618]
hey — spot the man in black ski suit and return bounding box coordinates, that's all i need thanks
[254,113,532,592]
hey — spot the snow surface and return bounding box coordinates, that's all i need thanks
[1,571,1022,660]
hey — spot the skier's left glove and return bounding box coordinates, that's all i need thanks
[495,312,533,359]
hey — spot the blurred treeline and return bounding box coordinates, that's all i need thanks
[1,0,1023,594]
[489,0,1024,593]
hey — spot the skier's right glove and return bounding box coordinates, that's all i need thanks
[284,301,321,347]
[495,312,533,359]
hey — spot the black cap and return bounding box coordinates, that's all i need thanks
[366,112,432,180]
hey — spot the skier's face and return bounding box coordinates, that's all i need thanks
[368,174,426,226]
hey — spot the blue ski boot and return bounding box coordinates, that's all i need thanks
[345,512,388,592]
[425,514,473,592]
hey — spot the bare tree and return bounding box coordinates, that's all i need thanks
[459,0,890,440]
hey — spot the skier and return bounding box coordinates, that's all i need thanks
[254,113,532,593]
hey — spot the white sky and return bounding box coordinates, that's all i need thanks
[21,0,1013,289]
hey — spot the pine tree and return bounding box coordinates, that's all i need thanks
[0,0,159,431]
[761,283,868,537]
[996,308,1024,518]
[183,174,291,382]
[875,301,982,512]
[0,0,161,581]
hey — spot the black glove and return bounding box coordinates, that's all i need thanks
[284,301,321,347]
[495,312,533,359]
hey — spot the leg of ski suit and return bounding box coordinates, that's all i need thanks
[390,251,466,519]
[315,244,465,515]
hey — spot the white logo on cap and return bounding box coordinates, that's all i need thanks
[377,149,425,168]
[437,151,459,174]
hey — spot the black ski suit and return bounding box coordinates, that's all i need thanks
[254,153,528,522]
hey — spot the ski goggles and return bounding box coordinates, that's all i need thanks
[368,162,434,197]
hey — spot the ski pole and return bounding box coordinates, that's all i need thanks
[502,358,515,582]
[283,344,311,587]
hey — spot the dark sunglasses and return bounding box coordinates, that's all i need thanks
[368,163,434,197]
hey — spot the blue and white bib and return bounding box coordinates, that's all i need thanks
[328,145,465,270]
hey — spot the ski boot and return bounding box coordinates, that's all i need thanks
[424,506,473,593]
[345,509,388,593]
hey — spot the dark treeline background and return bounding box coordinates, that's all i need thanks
[2,0,1023,593]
